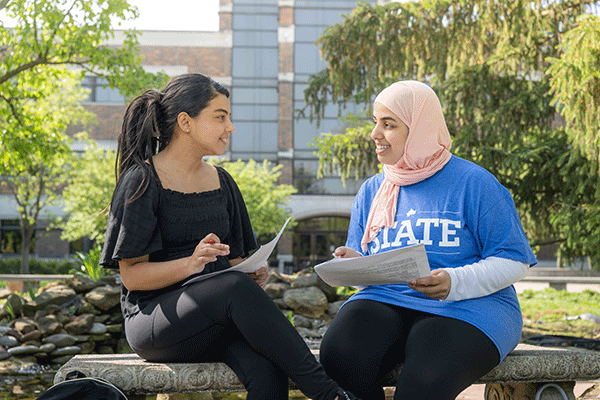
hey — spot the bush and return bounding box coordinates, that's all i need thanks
[0,257,78,275]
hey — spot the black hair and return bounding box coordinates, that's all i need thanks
[114,73,229,203]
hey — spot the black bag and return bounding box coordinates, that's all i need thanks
[37,370,129,400]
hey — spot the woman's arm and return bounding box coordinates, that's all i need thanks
[441,257,529,301]
[120,233,229,291]
[409,257,529,301]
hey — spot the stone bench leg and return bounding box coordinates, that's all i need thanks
[485,382,575,400]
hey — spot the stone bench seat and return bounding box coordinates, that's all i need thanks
[54,344,600,400]
[519,275,600,291]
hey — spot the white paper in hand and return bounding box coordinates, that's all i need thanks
[183,217,292,285]
[314,243,431,287]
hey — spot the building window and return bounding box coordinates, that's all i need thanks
[293,216,350,271]
[81,76,126,104]
[0,219,36,254]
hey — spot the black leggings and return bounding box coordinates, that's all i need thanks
[124,272,339,400]
[320,299,500,400]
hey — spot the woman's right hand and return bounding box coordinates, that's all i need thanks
[333,246,362,259]
[188,234,230,274]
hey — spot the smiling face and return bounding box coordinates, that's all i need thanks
[371,102,410,166]
[187,93,234,156]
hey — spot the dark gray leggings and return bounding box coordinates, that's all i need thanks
[124,272,339,400]
[320,299,500,400]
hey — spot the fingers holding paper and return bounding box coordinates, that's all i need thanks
[333,246,362,259]
[247,263,269,287]
[408,269,451,300]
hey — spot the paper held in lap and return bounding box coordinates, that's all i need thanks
[183,217,292,286]
[314,244,431,287]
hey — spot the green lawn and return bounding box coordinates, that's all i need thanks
[519,288,600,339]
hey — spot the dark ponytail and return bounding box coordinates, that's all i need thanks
[114,74,229,203]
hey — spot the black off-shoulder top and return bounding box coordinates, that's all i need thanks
[100,163,257,317]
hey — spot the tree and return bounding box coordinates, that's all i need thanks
[57,136,115,246]
[547,14,600,165]
[208,159,297,242]
[0,0,169,272]
[1,0,168,162]
[0,73,92,274]
[304,0,600,268]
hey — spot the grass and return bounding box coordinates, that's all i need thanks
[518,288,600,339]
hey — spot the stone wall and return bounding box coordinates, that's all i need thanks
[0,269,348,367]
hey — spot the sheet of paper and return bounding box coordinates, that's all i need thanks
[314,243,431,287]
[183,217,292,286]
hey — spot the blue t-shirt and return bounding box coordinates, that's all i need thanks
[345,156,537,361]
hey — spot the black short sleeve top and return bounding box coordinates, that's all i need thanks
[100,162,258,317]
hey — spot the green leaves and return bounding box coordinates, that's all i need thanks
[305,0,600,269]
[547,14,600,165]
[208,159,297,239]
[57,138,115,245]
[0,0,169,167]
[311,112,379,185]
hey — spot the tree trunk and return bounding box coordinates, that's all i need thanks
[19,225,32,275]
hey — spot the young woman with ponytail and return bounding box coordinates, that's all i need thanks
[100,73,359,400]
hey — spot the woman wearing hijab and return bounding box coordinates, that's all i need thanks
[319,81,537,400]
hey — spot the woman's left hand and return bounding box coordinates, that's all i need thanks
[408,269,451,300]
[247,263,269,287]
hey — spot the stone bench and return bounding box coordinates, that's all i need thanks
[53,344,600,400]
[519,275,600,291]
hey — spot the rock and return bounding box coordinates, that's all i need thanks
[106,324,123,333]
[116,338,132,354]
[264,282,291,299]
[293,315,313,329]
[316,276,338,302]
[0,335,18,348]
[85,286,120,311]
[76,300,100,315]
[295,326,322,339]
[35,315,63,336]
[283,287,328,318]
[12,318,36,335]
[49,346,82,357]
[20,330,42,342]
[51,355,75,364]
[64,314,95,335]
[78,341,96,354]
[272,298,288,310]
[292,274,320,288]
[23,285,76,313]
[108,313,124,324]
[3,294,24,317]
[91,333,112,342]
[267,271,296,285]
[97,275,119,286]
[65,275,103,293]
[327,300,346,316]
[8,345,40,356]
[0,345,10,361]
[43,334,77,348]
[38,343,56,353]
[89,323,107,335]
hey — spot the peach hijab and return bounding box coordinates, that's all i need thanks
[360,81,453,252]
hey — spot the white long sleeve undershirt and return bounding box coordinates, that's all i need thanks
[442,257,530,302]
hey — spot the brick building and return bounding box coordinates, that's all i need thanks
[0,0,380,272]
